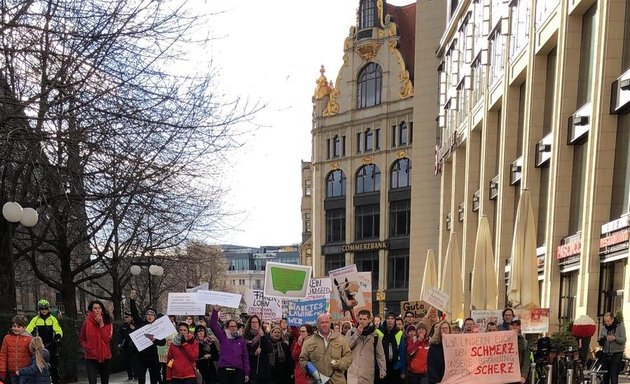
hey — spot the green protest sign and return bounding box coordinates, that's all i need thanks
[264,262,311,298]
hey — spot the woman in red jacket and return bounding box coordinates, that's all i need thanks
[290,324,313,384]
[79,300,113,384]
[166,322,199,384]
[406,323,430,384]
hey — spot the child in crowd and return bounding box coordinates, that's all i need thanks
[16,336,51,384]
[0,315,33,384]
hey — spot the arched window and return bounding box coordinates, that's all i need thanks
[391,158,411,188]
[357,63,383,109]
[356,164,381,193]
[359,0,377,29]
[326,170,346,198]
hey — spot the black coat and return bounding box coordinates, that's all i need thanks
[427,343,445,384]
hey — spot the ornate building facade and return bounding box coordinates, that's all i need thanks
[304,0,445,314]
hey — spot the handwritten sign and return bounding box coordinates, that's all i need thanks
[441,331,521,384]
[263,262,311,298]
[166,293,206,316]
[423,288,449,312]
[515,308,550,334]
[471,310,503,332]
[287,298,327,326]
[244,289,283,321]
[196,290,242,309]
[306,278,332,300]
[129,315,177,352]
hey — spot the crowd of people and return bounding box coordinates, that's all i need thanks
[0,296,627,384]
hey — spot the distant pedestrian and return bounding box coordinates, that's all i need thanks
[79,300,113,384]
[16,336,51,384]
[26,299,62,384]
[599,312,626,384]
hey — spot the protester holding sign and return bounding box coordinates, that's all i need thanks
[79,300,113,384]
[427,321,450,384]
[244,315,272,384]
[130,290,166,384]
[209,306,249,384]
[498,308,515,331]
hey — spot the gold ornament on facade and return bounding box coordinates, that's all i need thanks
[389,40,414,99]
[396,150,406,159]
[362,156,372,164]
[314,65,332,100]
[323,87,340,116]
[377,0,384,28]
[356,43,381,62]
[331,161,340,170]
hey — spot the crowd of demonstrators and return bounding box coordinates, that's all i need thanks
[79,300,114,384]
[5,295,630,384]
[26,300,63,384]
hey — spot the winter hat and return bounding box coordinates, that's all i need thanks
[145,308,157,317]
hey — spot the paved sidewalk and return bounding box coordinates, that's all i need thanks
[75,371,131,384]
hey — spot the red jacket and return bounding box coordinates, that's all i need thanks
[166,335,198,380]
[291,340,308,384]
[406,336,429,375]
[79,313,113,362]
[0,331,32,379]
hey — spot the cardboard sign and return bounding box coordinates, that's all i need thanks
[441,331,521,384]
[515,308,550,334]
[244,289,282,321]
[166,293,206,316]
[196,290,242,309]
[287,298,327,326]
[306,278,332,300]
[129,315,177,352]
[470,310,503,332]
[263,262,312,298]
[329,264,367,322]
[423,288,449,312]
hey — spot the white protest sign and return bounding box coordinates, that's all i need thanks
[166,293,206,316]
[441,331,521,384]
[129,315,177,352]
[306,278,332,300]
[196,290,242,309]
[186,282,209,293]
[423,287,449,312]
[244,289,282,321]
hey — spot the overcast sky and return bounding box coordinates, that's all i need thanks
[204,0,413,247]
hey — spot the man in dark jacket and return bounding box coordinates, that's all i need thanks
[376,312,403,384]
[118,312,138,380]
[510,319,530,384]
[130,290,166,384]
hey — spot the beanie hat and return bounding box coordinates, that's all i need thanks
[145,308,157,317]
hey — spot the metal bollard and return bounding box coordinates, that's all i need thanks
[529,362,536,384]
[546,365,553,384]
[567,368,574,384]
[590,371,599,384]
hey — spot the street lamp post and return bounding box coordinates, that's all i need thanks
[1,201,39,312]
[130,260,163,305]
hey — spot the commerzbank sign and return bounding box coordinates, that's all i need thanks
[340,241,388,252]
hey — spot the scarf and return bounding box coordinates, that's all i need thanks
[604,319,619,332]
[86,312,110,363]
[246,328,261,347]
[269,339,286,367]
[225,329,241,340]
[361,324,376,336]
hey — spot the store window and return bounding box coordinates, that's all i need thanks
[387,249,409,289]
[559,271,578,321]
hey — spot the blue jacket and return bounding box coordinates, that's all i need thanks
[18,349,51,384]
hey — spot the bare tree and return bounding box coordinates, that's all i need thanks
[0,0,260,316]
